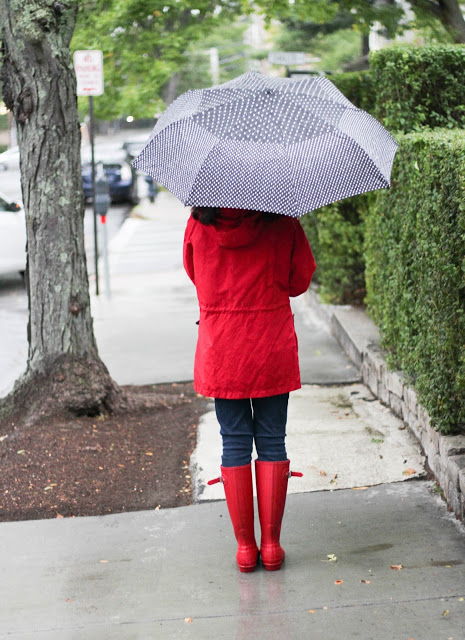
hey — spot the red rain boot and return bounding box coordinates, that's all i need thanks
[208,464,259,573]
[255,459,302,571]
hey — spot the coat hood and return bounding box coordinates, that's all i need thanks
[215,208,265,248]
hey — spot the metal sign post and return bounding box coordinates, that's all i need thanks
[73,49,104,296]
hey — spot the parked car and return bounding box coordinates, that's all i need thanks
[0,146,20,171]
[0,192,26,276]
[81,147,139,205]
[123,140,157,201]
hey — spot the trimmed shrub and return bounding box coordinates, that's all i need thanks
[330,70,376,115]
[301,194,373,305]
[365,129,465,434]
[371,45,465,133]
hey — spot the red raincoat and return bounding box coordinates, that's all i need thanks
[183,209,316,399]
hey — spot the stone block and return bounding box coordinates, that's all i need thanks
[389,392,404,419]
[365,363,378,397]
[378,374,390,406]
[417,405,431,431]
[444,477,461,515]
[405,386,418,416]
[459,465,465,497]
[426,452,442,478]
[439,435,465,459]
[386,371,405,398]
[406,412,422,441]
[423,423,440,456]
[458,493,465,522]
[364,345,386,378]
[430,428,441,455]
[446,455,465,491]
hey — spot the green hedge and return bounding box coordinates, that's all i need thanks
[330,70,376,116]
[365,130,465,434]
[301,194,372,305]
[371,45,465,133]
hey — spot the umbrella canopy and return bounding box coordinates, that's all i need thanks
[133,72,398,218]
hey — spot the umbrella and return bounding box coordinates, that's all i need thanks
[132,71,398,218]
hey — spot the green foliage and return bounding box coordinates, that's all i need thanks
[301,194,374,305]
[71,0,242,119]
[371,45,465,132]
[365,130,465,434]
[0,143,7,153]
[176,19,251,96]
[255,0,404,36]
[330,70,375,114]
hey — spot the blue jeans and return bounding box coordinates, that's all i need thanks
[215,394,289,467]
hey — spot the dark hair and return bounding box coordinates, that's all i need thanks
[192,206,277,225]
[192,206,220,225]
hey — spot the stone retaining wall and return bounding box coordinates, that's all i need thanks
[307,288,465,521]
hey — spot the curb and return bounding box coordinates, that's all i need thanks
[306,286,465,522]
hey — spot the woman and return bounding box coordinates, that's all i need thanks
[183,206,316,572]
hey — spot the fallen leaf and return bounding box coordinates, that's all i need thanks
[17,450,25,455]
[56,514,64,519]
[402,468,416,476]
[442,609,450,617]
[145,452,153,456]
[352,486,368,491]
[99,560,109,563]
[308,609,316,614]
[327,554,337,562]
[334,580,343,585]
[184,617,193,624]
[319,470,327,476]
[360,579,371,584]
[459,597,464,601]
[390,564,403,570]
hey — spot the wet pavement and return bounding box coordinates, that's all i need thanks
[0,190,464,639]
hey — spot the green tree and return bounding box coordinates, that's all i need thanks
[72,0,243,120]
[253,0,465,43]
[0,0,123,423]
[176,18,252,97]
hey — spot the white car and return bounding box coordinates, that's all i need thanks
[0,146,20,171]
[0,192,26,276]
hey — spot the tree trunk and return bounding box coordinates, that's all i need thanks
[0,1,125,423]
[409,0,465,42]
[439,0,465,42]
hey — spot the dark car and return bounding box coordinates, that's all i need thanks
[81,149,139,205]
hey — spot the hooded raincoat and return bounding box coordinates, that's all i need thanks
[183,209,316,399]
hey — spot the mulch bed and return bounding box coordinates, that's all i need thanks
[0,382,210,522]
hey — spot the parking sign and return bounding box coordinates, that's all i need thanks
[73,50,104,96]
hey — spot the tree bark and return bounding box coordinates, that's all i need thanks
[0,0,125,423]
[409,0,465,42]
[438,0,465,42]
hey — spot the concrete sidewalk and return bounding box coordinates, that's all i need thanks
[1,191,464,639]
[1,482,464,638]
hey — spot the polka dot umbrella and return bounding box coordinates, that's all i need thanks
[132,71,398,218]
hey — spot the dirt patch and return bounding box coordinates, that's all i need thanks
[0,382,209,522]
